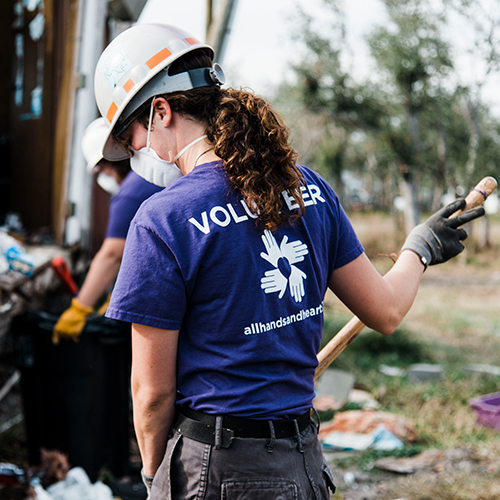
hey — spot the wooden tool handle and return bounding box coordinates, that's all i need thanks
[453,176,497,215]
[314,176,498,381]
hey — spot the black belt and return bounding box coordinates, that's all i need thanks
[174,407,312,448]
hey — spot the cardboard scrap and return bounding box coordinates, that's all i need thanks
[374,449,446,474]
[322,424,404,451]
[314,369,355,410]
[318,410,417,442]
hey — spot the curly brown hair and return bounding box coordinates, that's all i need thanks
[137,52,305,230]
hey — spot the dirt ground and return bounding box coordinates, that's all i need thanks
[326,444,500,500]
[322,213,500,500]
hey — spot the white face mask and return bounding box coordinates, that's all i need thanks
[97,172,120,195]
[130,135,208,187]
[130,146,184,188]
[129,99,208,187]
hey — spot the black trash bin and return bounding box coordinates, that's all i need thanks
[12,310,132,482]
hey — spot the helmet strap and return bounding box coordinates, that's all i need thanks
[146,98,155,151]
[146,97,207,164]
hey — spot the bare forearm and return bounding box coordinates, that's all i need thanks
[78,238,125,308]
[329,251,424,335]
[131,323,179,478]
[133,389,176,476]
[370,250,424,332]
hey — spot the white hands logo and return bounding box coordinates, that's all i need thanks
[260,230,309,302]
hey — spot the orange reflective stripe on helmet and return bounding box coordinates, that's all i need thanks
[146,48,172,69]
[94,24,217,161]
[123,79,135,93]
[106,102,118,123]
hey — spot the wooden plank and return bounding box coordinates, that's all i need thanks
[51,0,82,244]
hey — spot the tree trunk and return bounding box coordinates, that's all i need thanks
[401,173,420,235]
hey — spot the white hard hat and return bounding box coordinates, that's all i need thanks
[81,117,110,173]
[94,23,224,160]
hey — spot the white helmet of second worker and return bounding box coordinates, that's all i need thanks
[81,117,110,173]
[94,23,225,161]
[81,117,121,195]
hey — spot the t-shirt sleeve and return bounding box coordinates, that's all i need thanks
[105,195,144,239]
[332,201,364,270]
[105,221,186,329]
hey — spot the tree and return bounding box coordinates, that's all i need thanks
[276,0,500,235]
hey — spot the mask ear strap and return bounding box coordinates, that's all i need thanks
[146,98,155,151]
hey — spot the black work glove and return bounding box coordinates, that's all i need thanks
[400,198,485,269]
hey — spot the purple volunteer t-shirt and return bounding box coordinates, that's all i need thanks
[106,170,163,239]
[106,162,364,419]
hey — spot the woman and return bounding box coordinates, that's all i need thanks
[94,24,483,499]
[53,118,162,343]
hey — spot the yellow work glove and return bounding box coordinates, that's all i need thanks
[52,297,94,344]
[96,293,111,316]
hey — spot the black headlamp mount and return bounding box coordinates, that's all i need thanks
[114,63,226,138]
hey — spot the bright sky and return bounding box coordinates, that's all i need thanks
[138,0,388,91]
[138,0,500,114]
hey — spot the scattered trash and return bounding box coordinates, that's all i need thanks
[314,394,341,412]
[1,212,24,233]
[407,363,444,383]
[322,424,404,451]
[465,364,500,378]
[379,364,407,377]
[0,462,24,487]
[373,449,445,474]
[36,449,71,487]
[318,410,417,442]
[0,230,35,276]
[322,430,374,451]
[343,471,356,485]
[32,477,55,500]
[370,424,404,450]
[35,467,114,500]
[314,369,355,410]
[469,392,500,431]
[0,451,141,500]
[348,389,380,410]
[0,450,71,497]
[0,254,9,274]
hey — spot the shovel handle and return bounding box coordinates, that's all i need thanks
[314,176,498,381]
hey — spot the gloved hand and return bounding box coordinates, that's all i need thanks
[401,198,485,269]
[141,469,153,500]
[52,297,94,344]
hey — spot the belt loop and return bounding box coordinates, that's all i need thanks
[293,419,304,453]
[215,415,223,450]
[312,407,321,433]
[294,418,321,500]
[266,421,276,453]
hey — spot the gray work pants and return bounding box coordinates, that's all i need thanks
[150,421,336,500]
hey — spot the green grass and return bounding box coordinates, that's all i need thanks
[320,309,500,462]
[322,319,434,376]
[321,210,500,498]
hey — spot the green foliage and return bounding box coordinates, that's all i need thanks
[322,320,433,373]
[274,0,500,216]
[370,0,453,105]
